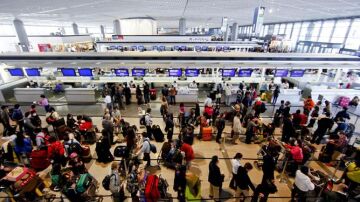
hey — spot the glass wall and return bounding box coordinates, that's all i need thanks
[239,16,360,51]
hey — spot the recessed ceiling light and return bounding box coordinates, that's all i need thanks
[269,8,273,13]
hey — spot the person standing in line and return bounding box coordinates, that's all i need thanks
[114,85,124,110]
[291,166,315,202]
[215,113,225,143]
[224,84,232,106]
[169,85,176,105]
[311,112,333,144]
[245,116,258,144]
[261,150,277,183]
[123,83,131,105]
[12,104,24,133]
[102,113,114,145]
[138,132,151,168]
[307,106,319,128]
[143,82,150,104]
[162,84,169,102]
[0,105,11,136]
[109,162,122,202]
[136,85,143,105]
[303,96,315,116]
[38,94,50,112]
[173,164,186,202]
[235,163,256,202]
[272,86,280,105]
[165,113,174,141]
[229,153,243,190]
[104,93,113,115]
[145,108,153,140]
[208,156,224,202]
[281,113,295,143]
[232,113,242,145]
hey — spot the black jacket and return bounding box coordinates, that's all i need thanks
[262,155,276,180]
[236,166,255,191]
[208,162,223,187]
[282,118,294,136]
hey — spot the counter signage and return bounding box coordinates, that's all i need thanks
[114,69,129,77]
[222,69,236,77]
[132,69,145,77]
[169,69,182,77]
[61,68,76,76]
[290,69,305,77]
[25,68,40,76]
[185,69,199,77]
[78,68,93,77]
[8,68,24,76]
[275,69,289,77]
[238,69,253,77]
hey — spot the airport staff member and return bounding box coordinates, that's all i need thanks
[291,166,315,202]
[189,80,197,88]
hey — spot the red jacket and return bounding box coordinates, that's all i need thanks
[48,141,65,159]
[79,121,92,131]
[180,143,195,162]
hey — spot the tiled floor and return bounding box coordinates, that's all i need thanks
[0,101,349,202]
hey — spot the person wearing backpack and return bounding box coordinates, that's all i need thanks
[138,132,152,168]
[11,104,24,133]
[35,128,49,149]
[108,162,122,202]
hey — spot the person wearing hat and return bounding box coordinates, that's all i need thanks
[208,155,224,202]
[68,152,86,175]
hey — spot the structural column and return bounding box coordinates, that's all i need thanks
[100,25,105,39]
[179,18,186,35]
[230,22,238,41]
[113,19,121,35]
[13,18,30,52]
[72,23,79,35]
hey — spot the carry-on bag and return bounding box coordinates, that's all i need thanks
[202,126,212,141]
[144,175,160,202]
[30,149,51,171]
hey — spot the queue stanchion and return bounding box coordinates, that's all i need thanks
[331,159,341,181]
[279,158,289,183]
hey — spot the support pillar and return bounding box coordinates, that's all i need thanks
[100,25,105,39]
[179,18,186,35]
[72,23,79,35]
[230,22,238,41]
[113,19,121,35]
[13,18,29,52]
[317,68,322,82]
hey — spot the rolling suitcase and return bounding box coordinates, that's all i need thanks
[145,175,160,202]
[30,149,51,171]
[83,130,97,145]
[114,145,129,158]
[150,89,157,100]
[202,127,212,141]
[81,145,92,163]
[339,96,350,107]
[152,125,165,142]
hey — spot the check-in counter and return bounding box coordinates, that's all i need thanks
[176,87,198,103]
[14,88,45,103]
[305,85,360,103]
[65,88,96,104]
[275,88,302,105]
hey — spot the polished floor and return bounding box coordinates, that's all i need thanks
[0,100,355,202]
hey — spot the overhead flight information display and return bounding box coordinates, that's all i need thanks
[169,69,182,77]
[185,69,199,77]
[275,69,289,77]
[221,69,236,77]
[78,68,93,76]
[290,69,305,77]
[132,69,145,77]
[238,69,253,77]
[25,68,40,76]
[114,69,129,77]
[61,68,76,76]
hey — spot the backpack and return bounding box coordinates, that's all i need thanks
[102,174,115,191]
[260,102,267,113]
[67,140,82,155]
[37,132,50,147]
[46,113,56,124]
[145,175,160,202]
[146,140,157,153]
[140,115,146,125]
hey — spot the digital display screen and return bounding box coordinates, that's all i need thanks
[158,45,165,51]
[8,68,24,76]
[222,69,236,77]
[132,69,145,77]
[78,68,93,77]
[61,68,76,76]
[169,69,182,77]
[275,69,289,77]
[138,46,144,51]
[114,69,129,77]
[174,45,186,51]
[201,46,208,51]
[25,68,40,76]
[290,69,305,77]
[185,69,199,77]
[238,69,253,77]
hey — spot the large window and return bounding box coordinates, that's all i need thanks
[273,24,280,35]
[318,20,335,42]
[285,23,293,39]
[291,22,302,42]
[298,22,309,41]
[279,23,286,35]
[331,19,351,43]
[345,19,360,50]
[310,21,322,41]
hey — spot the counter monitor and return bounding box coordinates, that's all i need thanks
[114,69,129,77]
[290,69,305,77]
[132,69,145,77]
[221,69,236,77]
[169,69,182,77]
[25,68,40,76]
[78,68,93,77]
[275,69,289,77]
[8,68,24,76]
[185,69,199,77]
[61,68,76,76]
[238,69,253,77]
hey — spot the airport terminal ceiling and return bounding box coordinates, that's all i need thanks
[0,0,360,27]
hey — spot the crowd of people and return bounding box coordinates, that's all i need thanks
[0,80,359,202]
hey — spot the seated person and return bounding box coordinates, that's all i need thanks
[349,96,359,107]
[77,115,93,132]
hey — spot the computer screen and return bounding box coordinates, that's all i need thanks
[185,69,199,77]
[169,69,182,77]
[221,69,236,77]
[61,68,76,76]
[290,69,305,77]
[238,69,253,77]
[114,69,129,77]
[275,69,289,77]
[25,68,40,76]
[8,68,24,76]
[132,69,145,77]
[78,68,93,76]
